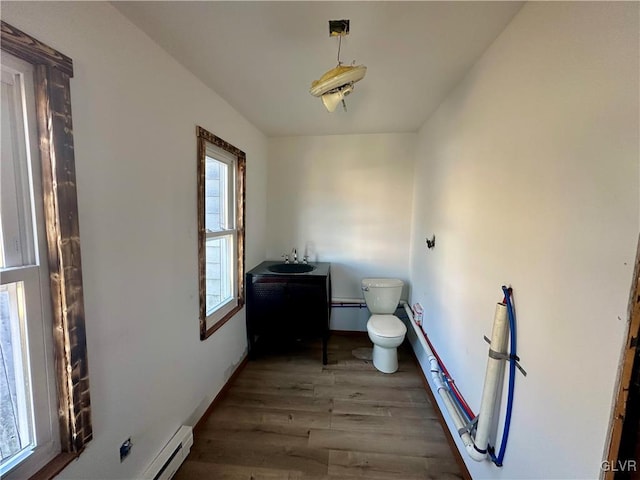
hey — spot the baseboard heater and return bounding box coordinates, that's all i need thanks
[142,426,193,480]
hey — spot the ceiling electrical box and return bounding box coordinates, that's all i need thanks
[329,19,349,36]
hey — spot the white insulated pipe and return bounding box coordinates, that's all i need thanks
[473,302,509,458]
[402,301,509,462]
[402,303,479,458]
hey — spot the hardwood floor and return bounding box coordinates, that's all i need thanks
[175,334,463,479]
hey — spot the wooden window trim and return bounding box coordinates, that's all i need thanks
[1,20,92,468]
[197,126,246,340]
[604,234,640,479]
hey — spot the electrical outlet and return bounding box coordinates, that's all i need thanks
[120,438,132,462]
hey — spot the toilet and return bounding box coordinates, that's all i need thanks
[362,278,407,374]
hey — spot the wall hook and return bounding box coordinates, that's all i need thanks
[426,235,436,249]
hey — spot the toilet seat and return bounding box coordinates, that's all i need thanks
[367,315,407,338]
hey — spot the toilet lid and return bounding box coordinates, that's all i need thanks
[368,315,407,337]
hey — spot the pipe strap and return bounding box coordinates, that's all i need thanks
[488,349,509,360]
[487,348,527,376]
[465,416,478,434]
[457,416,478,436]
[473,444,488,455]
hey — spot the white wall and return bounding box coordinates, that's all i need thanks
[409,2,639,479]
[1,2,268,479]
[268,134,416,330]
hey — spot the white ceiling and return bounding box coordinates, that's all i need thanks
[114,1,523,137]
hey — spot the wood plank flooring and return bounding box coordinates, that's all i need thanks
[175,334,463,479]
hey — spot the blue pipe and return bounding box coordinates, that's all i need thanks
[488,445,499,464]
[448,380,473,423]
[494,285,517,466]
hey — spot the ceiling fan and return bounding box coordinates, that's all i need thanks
[309,20,367,113]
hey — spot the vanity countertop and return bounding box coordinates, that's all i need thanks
[247,261,331,277]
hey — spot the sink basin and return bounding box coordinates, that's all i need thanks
[267,263,316,274]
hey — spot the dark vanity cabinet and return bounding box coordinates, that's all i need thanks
[246,261,331,364]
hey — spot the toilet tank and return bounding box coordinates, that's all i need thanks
[361,278,404,314]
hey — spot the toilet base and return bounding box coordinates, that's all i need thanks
[372,344,399,374]
[366,315,406,374]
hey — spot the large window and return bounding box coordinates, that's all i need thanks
[1,21,91,480]
[1,53,60,478]
[197,127,246,339]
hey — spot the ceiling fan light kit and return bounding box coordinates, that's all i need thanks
[310,19,367,113]
[321,84,354,113]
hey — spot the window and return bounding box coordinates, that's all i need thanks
[1,21,91,480]
[1,51,60,479]
[197,126,245,339]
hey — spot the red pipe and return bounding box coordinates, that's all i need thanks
[416,318,476,419]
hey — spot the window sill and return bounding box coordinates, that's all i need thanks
[30,452,79,480]
[201,302,244,340]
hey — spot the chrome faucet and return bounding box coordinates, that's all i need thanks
[282,253,289,264]
[302,255,309,264]
[292,248,298,264]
